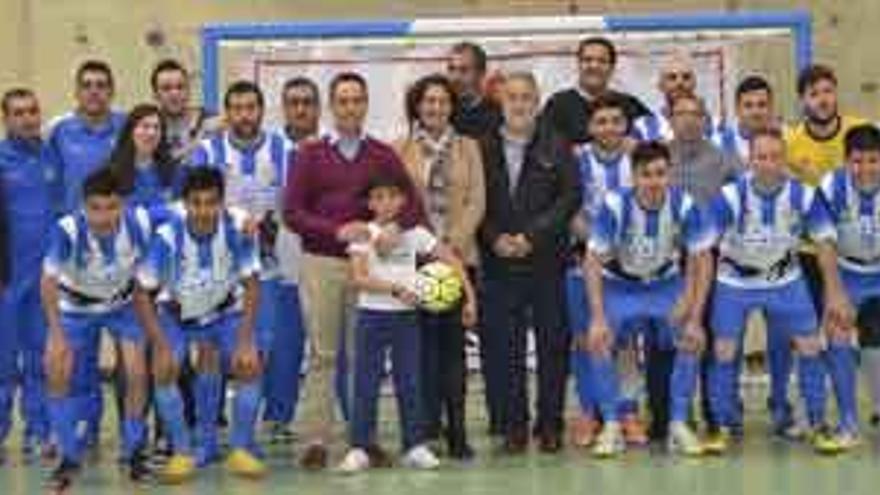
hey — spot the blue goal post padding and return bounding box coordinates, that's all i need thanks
[199,10,812,113]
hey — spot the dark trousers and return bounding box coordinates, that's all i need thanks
[482,269,569,438]
[351,309,423,450]
[420,304,468,447]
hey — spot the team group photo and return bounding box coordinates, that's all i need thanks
[0,2,878,494]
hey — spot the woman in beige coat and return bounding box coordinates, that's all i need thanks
[393,73,485,460]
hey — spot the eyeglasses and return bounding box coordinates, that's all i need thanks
[79,79,111,90]
[285,97,317,106]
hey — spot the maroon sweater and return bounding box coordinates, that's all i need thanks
[284,136,425,258]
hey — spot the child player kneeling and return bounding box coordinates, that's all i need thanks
[584,141,712,458]
[134,167,266,482]
[338,173,477,473]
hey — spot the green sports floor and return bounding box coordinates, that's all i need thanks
[2,379,879,495]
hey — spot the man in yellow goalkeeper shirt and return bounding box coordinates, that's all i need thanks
[786,64,866,186]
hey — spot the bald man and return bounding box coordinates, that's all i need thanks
[634,52,715,143]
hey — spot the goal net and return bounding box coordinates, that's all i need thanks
[201,11,811,140]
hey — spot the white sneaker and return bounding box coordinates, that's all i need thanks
[592,422,625,458]
[835,430,861,451]
[337,448,370,474]
[401,445,440,470]
[667,422,704,456]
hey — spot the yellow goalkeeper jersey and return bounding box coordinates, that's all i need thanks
[785,115,867,186]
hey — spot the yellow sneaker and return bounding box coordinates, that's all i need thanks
[809,429,843,456]
[702,429,731,455]
[225,448,268,478]
[160,454,196,484]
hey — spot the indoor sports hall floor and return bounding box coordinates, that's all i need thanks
[1,378,878,495]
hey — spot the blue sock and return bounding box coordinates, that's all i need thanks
[670,352,698,423]
[231,381,262,451]
[709,358,736,428]
[0,386,12,445]
[797,354,827,428]
[572,351,594,413]
[154,386,191,455]
[48,395,81,463]
[589,355,620,422]
[826,344,859,432]
[195,373,222,457]
[768,333,793,424]
[122,418,146,460]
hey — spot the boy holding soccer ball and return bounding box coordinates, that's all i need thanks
[338,172,477,473]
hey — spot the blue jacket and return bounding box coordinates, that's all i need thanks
[0,137,60,289]
[46,111,126,212]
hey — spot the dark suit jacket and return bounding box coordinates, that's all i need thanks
[478,128,581,276]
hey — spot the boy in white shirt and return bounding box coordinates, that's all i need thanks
[338,173,477,473]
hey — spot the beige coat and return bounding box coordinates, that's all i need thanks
[393,133,486,266]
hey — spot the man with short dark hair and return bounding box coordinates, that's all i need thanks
[151,59,219,162]
[284,71,425,470]
[787,64,867,186]
[190,79,292,462]
[47,60,126,213]
[447,42,502,138]
[540,36,650,144]
[713,75,778,162]
[0,88,58,460]
[259,76,320,443]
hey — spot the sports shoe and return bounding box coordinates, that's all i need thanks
[401,445,440,470]
[702,427,731,455]
[570,414,600,448]
[592,422,625,458]
[264,421,296,444]
[621,415,649,446]
[808,427,843,455]
[128,448,153,482]
[667,422,704,457]
[337,448,370,474]
[46,458,80,491]
[833,429,861,451]
[225,448,267,478]
[159,454,196,484]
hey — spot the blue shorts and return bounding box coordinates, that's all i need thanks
[711,277,818,342]
[566,268,590,336]
[603,275,684,350]
[60,304,143,396]
[841,268,880,308]
[62,304,144,344]
[159,310,259,370]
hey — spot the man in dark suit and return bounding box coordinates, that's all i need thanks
[478,72,581,453]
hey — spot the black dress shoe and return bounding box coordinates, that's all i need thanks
[539,433,563,454]
[504,428,530,454]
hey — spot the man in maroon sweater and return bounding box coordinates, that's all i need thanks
[284,72,424,469]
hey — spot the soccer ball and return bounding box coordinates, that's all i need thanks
[415,261,463,313]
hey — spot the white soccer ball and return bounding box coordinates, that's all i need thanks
[415,261,463,313]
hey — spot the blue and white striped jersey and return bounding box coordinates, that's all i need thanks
[820,168,880,274]
[588,187,711,282]
[191,131,287,279]
[712,122,751,164]
[573,142,632,224]
[137,207,260,324]
[708,173,836,288]
[43,207,151,314]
